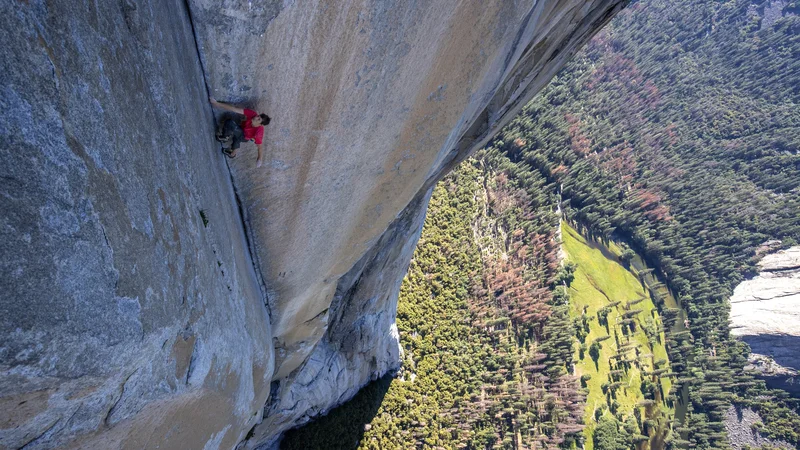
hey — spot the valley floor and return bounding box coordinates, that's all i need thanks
[562,222,675,450]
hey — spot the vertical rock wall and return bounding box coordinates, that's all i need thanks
[0,1,271,448]
[189,0,625,377]
[188,0,627,445]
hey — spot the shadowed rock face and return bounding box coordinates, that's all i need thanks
[1,0,625,448]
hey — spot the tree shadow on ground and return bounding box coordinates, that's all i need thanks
[280,374,394,450]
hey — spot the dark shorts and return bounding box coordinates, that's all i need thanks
[220,119,245,150]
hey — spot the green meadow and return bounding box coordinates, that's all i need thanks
[562,222,673,450]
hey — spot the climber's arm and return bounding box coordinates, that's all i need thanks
[256,144,264,168]
[209,97,244,115]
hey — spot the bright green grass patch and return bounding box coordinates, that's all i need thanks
[562,222,672,450]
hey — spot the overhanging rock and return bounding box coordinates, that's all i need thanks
[188,0,627,446]
[189,0,626,380]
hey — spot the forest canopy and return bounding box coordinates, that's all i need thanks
[284,0,800,448]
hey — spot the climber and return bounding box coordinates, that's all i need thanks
[209,97,271,168]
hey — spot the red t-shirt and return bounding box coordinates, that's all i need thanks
[241,109,265,145]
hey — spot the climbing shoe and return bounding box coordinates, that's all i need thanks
[217,135,233,149]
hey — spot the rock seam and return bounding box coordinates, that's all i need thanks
[182,0,271,310]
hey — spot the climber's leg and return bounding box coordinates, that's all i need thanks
[218,119,244,157]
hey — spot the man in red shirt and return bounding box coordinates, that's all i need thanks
[209,97,271,167]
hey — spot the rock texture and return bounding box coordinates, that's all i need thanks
[730,246,800,395]
[190,0,626,445]
[1,0,626,448]
[0,1,271,449]
[724,405,794,450]
[189,0,627,380]
[248,190,430,448]
[203,0,627,445]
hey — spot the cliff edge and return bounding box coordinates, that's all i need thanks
[730,246,800,396]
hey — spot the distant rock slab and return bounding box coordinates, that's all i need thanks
[730,274,800,337]
[730,246,800,395]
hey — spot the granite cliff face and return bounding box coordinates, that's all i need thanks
[189,0,628,382]
[730,246,800,396]
[1,0,625,448]
[0,1,272,448]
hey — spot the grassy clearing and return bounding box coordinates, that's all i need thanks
[562,222,672,450]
